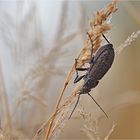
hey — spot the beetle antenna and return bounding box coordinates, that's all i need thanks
[68,94,80,119]
[102,34,110,44]
[87,32,94,58]
[87,93,109,118]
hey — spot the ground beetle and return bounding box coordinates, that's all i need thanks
[69,33,115,119]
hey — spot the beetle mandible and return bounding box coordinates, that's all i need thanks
[69,33,115,119]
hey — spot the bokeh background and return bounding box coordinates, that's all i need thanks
[0,0,140,139]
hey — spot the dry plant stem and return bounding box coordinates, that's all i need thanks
[45,1,117,140]
[45,65,75,140]
[50,89,82,138]
[45,41,90,139]
[116,30,140,55]
[33,94,75,138]
[104,123,116,140]
[45,46,86,139]
[34,19,86,140]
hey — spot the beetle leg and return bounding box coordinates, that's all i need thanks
[102,34,110,44]
[74,67,88,83]
[74,75,85,83]
[68,94,80,119]
[74,58,89,71]
[76,67,89,71]
[74,59,88,83]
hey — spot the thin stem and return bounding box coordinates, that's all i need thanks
[45,65,75,140]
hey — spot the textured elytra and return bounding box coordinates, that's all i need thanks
[89,44,114,80]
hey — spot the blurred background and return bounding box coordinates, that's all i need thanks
[0,0,140,139]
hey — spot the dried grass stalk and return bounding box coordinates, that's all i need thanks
[116,30,140,55]
[34,1,118,140]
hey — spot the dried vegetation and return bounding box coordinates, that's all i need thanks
[0,1,139,140]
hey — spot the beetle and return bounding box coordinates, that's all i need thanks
[68,33,115,119]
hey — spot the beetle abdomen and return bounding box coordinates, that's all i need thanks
[89,44,115,80]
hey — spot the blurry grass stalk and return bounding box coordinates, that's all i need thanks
[0,61,12,134]
[116,30,140,55]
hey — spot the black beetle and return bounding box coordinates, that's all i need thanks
[69,33,115,119]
